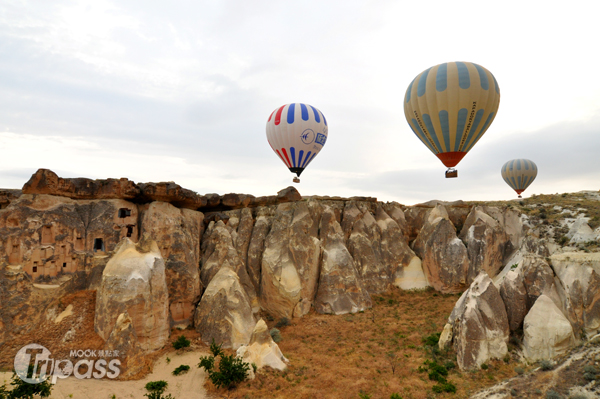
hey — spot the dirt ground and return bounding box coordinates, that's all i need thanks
[1,350,210,399]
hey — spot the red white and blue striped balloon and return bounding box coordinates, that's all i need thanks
[266,103,328,177]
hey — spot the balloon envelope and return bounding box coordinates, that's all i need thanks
[404,61,500,168]
[266,103,328,177]
[501,159,538,196]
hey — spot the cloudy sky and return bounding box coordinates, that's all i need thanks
[1,0,599,205]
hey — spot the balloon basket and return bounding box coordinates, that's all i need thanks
[445,168,458,178]
[293,177,300,183]
[518,195,522,199]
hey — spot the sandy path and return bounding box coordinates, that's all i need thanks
[1,351,211,399]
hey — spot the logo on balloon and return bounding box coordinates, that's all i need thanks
[315,133,327,146]
[300,129,315,144]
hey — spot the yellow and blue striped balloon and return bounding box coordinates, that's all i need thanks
[404,62,500,169]
[501,159,538,197]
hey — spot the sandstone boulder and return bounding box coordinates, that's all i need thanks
[449,273,509,370]
[246,210,273,293]
[104,312,149,379]
[289,200,322,317]
[314,206,371,314]
[523,295,575,361]
[137,182,207,209]
[194,267,256,349]
[499,269,528,331]
[236,319,289,371]
[412,205,469,293]
[551,252,600,336]
[94,237,169,351]
[521,256,556,309]
[259,203,303,318]
[200,220,258,311]
[277,186,302,203]
[139,202,203,328]
[459,206,511,282]
[23,169,139,200]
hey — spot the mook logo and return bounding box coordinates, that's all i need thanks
[14,344,121,384]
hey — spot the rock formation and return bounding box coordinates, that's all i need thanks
[3,169,600,374]
[94,236,169,351]
[445,273,509,370]
[412,204,470,293]
[236,319,289,371]
[523,295,575,361]
[194,267,256,349]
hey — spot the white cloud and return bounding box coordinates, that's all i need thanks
[1,0,599,204]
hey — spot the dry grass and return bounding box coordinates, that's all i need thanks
[205,288,521,399]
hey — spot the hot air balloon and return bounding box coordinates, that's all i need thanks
[266,103,328,183]
[501,159,537,198]
[404,61,501,178]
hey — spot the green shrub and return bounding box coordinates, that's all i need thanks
[390,393,403,399]
[422,332,440,347]
[358,391,372,399]
[583,365,598,374]
[481,363,489,370]
[172,335,191,350]
[583,372,596,381]
[198,340,250,389]
[145,381,168,393]
[514,366,525,375]
[4,367,53,399]
[274,317,290,328]
[432,381,456,393]
[444,361,456,370]
[270,328,282,343]
[540,360,553,371]
[546,390,561,399]
[172,365,190,376]
[144,380,173,399]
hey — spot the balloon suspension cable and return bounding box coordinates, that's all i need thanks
[293,177,300,183]
[445,168,458,179]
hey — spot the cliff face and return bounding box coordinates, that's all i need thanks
[2,169,599,372]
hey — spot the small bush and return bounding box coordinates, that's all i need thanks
[144,380,173,399]
[514,366,525,375]
[358,391,372,399]
[583,372,596,381]
[145,381,168,393]
[198,339,250,390]
[444,361,456,370]
[390,394,402,399]
[422,333,440,347]
[546,390,561,399]
[274,317,290,328]
[540,360,553,371]
[2,368,53,399]
[270,328,282,343]
[172,335,191,350]
[481,363,489,370]
[432,381,456,393]
[172,365,190,376]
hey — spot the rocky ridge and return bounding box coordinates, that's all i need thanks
[1,169,600,381]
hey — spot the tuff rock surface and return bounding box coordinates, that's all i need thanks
[94,236,169,351]
[236,318,289,371]
[194,267,256,349]
[4,169,600,375]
